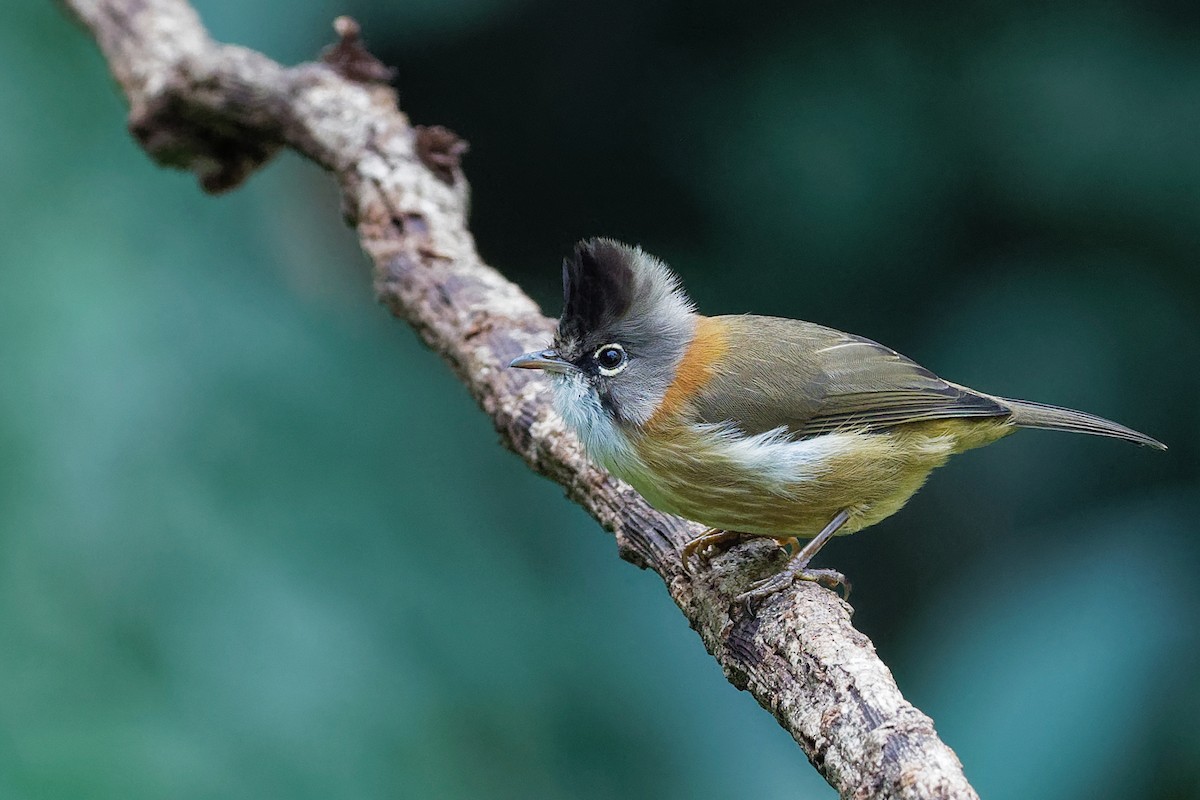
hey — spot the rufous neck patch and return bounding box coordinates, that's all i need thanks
[646,316,729,430]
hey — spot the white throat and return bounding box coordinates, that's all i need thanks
[550,372,639,474]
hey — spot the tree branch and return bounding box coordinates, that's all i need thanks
[59,2,979,797]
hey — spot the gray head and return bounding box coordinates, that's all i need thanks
[510,239,697,428]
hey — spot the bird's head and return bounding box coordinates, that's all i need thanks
[510,238,697,429]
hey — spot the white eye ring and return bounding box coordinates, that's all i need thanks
[593,343,628,376]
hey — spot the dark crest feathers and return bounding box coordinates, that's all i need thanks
[560,239,636,340]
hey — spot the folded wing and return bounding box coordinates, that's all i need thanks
[691,315,1010,438]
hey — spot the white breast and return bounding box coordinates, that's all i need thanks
[552,370,851,512]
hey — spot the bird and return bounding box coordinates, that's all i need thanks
[509,238,1166,603]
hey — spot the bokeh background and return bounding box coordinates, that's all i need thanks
[4,1,1198,798]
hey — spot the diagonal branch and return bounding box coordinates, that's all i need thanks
[59,2,979,797]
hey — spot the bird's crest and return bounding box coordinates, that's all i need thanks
[560,239,635,342]
[560,238,694,344]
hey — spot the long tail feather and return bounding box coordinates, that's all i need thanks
[1000,397,1166,450]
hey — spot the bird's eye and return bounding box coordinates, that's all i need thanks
[593,344,627,375]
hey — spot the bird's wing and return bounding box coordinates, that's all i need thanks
[690,315,1010,438]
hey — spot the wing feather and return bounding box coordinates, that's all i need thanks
[690,316,1009,437]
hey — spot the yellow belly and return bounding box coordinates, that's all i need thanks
[615,418,1014,538]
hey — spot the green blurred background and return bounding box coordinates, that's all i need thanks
[3,1,1198,798]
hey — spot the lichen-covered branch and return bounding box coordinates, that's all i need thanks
[59,2,979,797]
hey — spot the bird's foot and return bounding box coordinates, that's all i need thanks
[735,566,851,605]
[683,531,800,575]
[681,529,746,573]
[682,531,800,574]
[734,509,854,605]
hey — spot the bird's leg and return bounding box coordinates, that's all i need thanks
[736,509,853,603]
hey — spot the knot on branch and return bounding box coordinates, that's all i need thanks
[126,51,289,193]
[414,125,469,185]
[129,91,281,193]
[320,16,396,84]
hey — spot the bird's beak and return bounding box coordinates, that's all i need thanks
[509,349,578,374]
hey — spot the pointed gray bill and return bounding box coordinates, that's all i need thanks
[509,349,579,373]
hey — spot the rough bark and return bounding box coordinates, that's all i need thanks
[58,2,980,797]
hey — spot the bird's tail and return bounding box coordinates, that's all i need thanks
[1000,397,1166,450]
